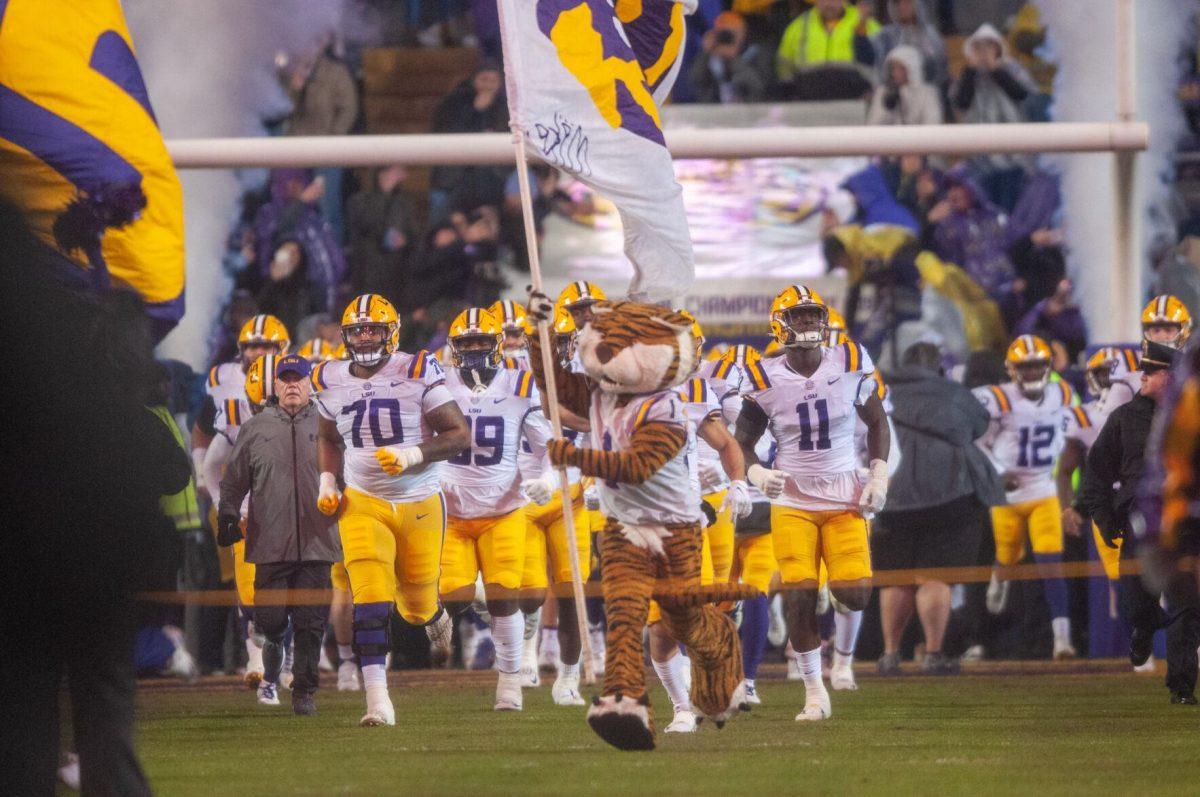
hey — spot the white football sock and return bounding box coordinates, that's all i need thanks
[834,609,863,659]
[1051,616,1071,641]
[492,613,523,674]
[558,661,579,679]
[653,652,692,712]
[362,663,388,689]
[338,644,354,662]
[524,608,541,641]
[792,647,824,691]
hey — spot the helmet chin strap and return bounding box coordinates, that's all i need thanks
[460,366,496,391]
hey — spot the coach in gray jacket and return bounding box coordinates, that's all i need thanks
[873,343,1005,675]
[219,353,339,715]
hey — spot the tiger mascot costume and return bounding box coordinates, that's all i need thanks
[527,298,754,750]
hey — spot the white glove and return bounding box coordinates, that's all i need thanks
[858,458,890,515]
[698,460,725,493]
[583,480,601,511]
[317,471,343,516]
[521,477,556,506]
[747,464,787,499]
[191,447,208,497]
[721,479,753,520]
[376,445,424,476]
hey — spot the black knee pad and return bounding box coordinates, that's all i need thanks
[352,609,391,659]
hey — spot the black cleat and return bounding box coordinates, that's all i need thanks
[292,694,317,716]
[1129,628,1153,667]
[1169,692,1197,706]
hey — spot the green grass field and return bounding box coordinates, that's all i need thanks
[135,665,1197,796]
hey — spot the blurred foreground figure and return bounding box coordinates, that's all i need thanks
[0,201,190,794]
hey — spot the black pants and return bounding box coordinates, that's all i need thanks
[1120,540,1200,697]
[252,561,331,697]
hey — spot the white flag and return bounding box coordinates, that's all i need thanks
[498,0,695,303]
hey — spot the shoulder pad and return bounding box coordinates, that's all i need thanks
[744,357,772,392]
[841,340,866,373]
[987,384,1012,414]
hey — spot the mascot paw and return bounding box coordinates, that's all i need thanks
[587,693,655,751]
[688,614,746,725]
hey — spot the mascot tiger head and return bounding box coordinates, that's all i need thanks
[576,301,698,395]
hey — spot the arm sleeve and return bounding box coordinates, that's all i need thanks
[991,65,1031,102]
[196,395,217,437]
[853,33,876,66]
[217,426,252,518]
[519,404,554,480]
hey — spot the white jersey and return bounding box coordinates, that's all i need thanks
[742,342,878,511]
[441,367,551,518]
[677,376,726,495]
[1066,393,1112,452]
[313,350,454,503]
[700,354,746,427]
[973,380,1084,504]
[206,361,250,440]
[589,390,700,526]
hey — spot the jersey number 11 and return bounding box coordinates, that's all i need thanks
[796,400,832,451]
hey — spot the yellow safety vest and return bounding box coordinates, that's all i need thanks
[150,405,202,533]
[776,6,879,78]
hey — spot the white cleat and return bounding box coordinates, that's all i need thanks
[741,680,762,706]
[337,660,362,691]
[1133,655,1157,674]
[1052,638,1078,660]
[795,688,832,722]
[495,671,524,711]
[520,661,541,688]
[426,610,453,668]
[244,641,264,690]
[257,681,281,706]
[830,662,858,691]
[986,570,1010,615]
[551,670,586,706]
[167,646,198,683]
[360,688,396,727]
[664,708,698,733]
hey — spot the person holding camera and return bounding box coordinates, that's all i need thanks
[688,12,771,104]
[218,354,341,715]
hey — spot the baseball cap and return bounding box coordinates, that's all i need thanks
[275,353,312,379]
[1139,339,1179,373]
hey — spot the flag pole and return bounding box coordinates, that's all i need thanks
[509,131,597,686]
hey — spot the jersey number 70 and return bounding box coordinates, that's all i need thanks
[343,399,403,448]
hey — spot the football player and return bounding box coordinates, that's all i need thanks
[489,299,533,369]
[557,280,607,331]
[974,335,1086,660]
[192,314,290,689]
[520,305,593,705]
[1142,294,1192,349]
[735,285,891,721]
[313,294,470,726]
[437,308,554,711]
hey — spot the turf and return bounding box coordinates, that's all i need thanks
[135,667,1197,796]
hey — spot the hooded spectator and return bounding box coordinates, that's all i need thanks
[1013,278,1089,365]
[872,0,948,86]
[688,12,772,103]
[1005,3,1055,121]
[346,165,417,302]
[951,24,1038,210]
[867,45,943,126]
[429,62,510,224]
[776,0,880,100]
[280,34,358,137]
[929,167,1016,300]
[253,169,347,314]
[256,240,321,337]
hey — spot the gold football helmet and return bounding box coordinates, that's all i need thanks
[769,285,828,349]
[553,305,578,368]
[448,307,505,369]
[1141,295,1192,349]
[237,314,290,363]
[244,354,278,409]
[1005,334,1053,396]
[298,337,334,363]
[825,307,848,346]
[341,294,399,367]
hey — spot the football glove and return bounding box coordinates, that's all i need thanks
[722,479,753,520]
[747,464,787,499]
[317,471,343,516]
[521,476,556,506]
[376,445,424,476]
[1098,523,1124,549]
[216,513,243,547]
[858,458,889,515]
[526,289,555,323]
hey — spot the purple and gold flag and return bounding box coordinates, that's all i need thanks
[499,0,695,302]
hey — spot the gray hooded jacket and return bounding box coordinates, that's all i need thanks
[219,402,341,564]
[881,365,1007,512]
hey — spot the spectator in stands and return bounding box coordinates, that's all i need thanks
[1151,218,1200,319]
[346,165,416,302]
[866,45,943,125]
[280,32,359,239]
[408,206,505,314]
[689,12,772,103]
[875,342,1004,675]
[776,0,880,100]
[951,24,1037,211]
[1000,170,1065,328]
[871,0,948,87]
[253,169,347,315]
[1013,278,1088,366]
[256,240,322,337]
[1005,4,1055,122]
[929,166,1016,301]
[429,61,509,225]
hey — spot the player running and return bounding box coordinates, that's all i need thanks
[974,335,1086,660]
[313,294,470,727]
[735,286,891,722]
[437,307,554,711]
